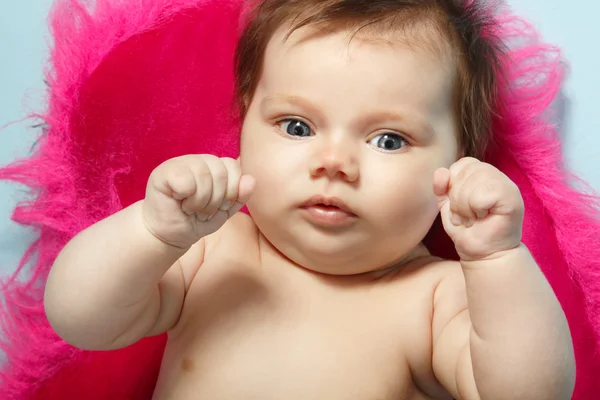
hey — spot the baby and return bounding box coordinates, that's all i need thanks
[44,0,575,399]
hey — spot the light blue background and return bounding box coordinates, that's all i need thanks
[0,0,599,277]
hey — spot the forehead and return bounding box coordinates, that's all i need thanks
[258,24,456,113]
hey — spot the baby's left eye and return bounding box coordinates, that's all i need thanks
[368,133,407,151]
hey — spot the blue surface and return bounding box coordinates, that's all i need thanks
[0,0,52,274]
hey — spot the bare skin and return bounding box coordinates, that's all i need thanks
[44,24,575,400]
[152,214,452,400]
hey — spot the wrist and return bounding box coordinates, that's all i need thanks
[460,242,525,268]
[458,242,525,263]
[134,201,191,255]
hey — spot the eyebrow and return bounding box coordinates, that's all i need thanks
[261,94,435,140]
[355,110,435,141]
[261,95,326,123]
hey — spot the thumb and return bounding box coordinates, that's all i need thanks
[227,174,256,216]
[238,174,256,203]
[433,168,450,210]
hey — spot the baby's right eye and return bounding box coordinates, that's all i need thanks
[278,118,313,138]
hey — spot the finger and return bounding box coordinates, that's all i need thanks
[448,179,473,225]
[459,179,481,227]
[179,159,213,215]
[177,156,214,216]
[218,157,243,212]
[469,179,501,218]
[199,156,229,219]
[448,157,480,177]
[448,161,479,224]
[450,211,464,227]
[163,165,197,201]
[151,158,196,200]
[459,170,498,226]
[438,198,456,232]
[237,175,256,204]
[227,175,256,217]
[433,168,450,209]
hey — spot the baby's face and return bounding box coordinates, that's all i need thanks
[240,25,459,275]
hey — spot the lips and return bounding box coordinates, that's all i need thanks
[299,195,357,227]
[300,195,356,216]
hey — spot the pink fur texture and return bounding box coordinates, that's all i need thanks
[0,0,598,398]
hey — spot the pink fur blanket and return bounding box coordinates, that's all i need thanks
[0,0,599,398]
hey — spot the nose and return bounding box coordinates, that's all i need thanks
[309,139,359,182]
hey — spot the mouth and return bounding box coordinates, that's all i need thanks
[300,195,357,227]
[301,195,356,216]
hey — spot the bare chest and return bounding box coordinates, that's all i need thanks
[152,239,440,399]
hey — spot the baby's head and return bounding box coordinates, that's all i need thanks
[236,0,504,275]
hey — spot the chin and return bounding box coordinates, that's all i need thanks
[285,243,381,276]
[299,261,368,276]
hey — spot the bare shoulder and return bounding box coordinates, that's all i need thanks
[427,259,466,310]
[387,257,464,399]
[175,212,259,284]
[394,256,465,326]
[384,255,462,291]
[398,256,465,298]
[204,212,260,256]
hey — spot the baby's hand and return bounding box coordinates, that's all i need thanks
[143,155,255,249]
[433,157,524,261]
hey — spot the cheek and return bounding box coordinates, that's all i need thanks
[244,149,300,226]
[242,141,294,183]
[242,128,308,187]
[241,135,298,207]
[373,181,436,217]
[363,162,439,227]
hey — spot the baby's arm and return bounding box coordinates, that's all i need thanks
[44,155,254,351]
[431,158,575,400]
[45,202,192,350]
[432,249,574,399]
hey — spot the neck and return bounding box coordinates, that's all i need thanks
[257,231,433,282]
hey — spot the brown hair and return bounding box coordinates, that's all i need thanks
[234,0,505,158]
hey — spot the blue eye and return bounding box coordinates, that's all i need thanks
[368,133,407,151]
[279,119,313,138]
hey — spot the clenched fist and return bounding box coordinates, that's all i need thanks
[434,157,524,262]
[142,155,255,249]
